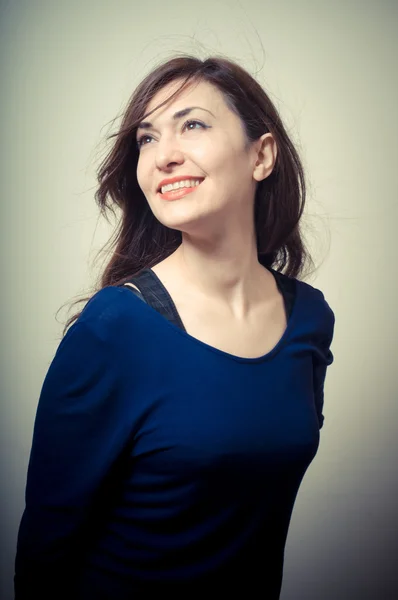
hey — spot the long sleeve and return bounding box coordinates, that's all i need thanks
[312,304,335,430]
[14,318,132,599]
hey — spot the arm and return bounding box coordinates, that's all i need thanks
[14,317,132,599]
[313,346,334,429]
[313,307,335,430]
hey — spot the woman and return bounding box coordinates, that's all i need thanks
[14,55,335,599]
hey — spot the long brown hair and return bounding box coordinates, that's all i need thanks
[61,54,314,336]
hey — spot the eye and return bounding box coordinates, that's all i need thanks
[136,135,152,148]
[183,119,205,132]
[136,119,207,149]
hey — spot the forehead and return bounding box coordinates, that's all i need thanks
[144,79,226,120]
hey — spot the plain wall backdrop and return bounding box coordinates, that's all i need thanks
[1,1,397,598]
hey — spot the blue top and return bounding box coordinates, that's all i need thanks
[15,269,335,599]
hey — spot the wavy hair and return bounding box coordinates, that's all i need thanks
[62,54,314,335]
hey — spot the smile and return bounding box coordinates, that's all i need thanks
[158,179,204,200]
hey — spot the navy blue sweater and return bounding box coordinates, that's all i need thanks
[15,269,335,599]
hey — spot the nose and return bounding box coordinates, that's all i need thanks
[155,135,185,170]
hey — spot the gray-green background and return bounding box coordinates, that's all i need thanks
[1,1,397,598]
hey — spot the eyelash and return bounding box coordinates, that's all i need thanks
[136,119,207,148]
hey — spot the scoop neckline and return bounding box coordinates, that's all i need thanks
[127,267,300,364]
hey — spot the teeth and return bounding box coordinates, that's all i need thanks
[161,179,202,194]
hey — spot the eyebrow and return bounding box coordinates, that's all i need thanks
[137,106,215,131]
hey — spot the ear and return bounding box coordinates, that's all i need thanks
[253,133,278,182]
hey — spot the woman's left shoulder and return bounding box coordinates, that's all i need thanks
[273,269,334,319]
[299,278,334,314]
[294,277,336,344]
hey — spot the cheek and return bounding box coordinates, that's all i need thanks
[191,145,209,162]
[135,164,147,192]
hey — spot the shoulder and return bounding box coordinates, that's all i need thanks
[297,277,334,318]
[272,268,333,312]
[273,269,335,338]
[296,277,335,344]
[68,285,145,343]
[53,285,154,377]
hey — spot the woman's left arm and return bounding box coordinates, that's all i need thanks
[313,302,336,429]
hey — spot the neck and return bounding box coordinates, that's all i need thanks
[171,238,269,320]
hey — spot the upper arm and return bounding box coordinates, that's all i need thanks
[313,297,335,430]
[27,321,131,504]
[15,318,133,597]
[313,348,333,429]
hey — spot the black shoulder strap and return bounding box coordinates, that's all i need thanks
[120,269,187,332]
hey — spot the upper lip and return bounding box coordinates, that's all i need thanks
[157,176,204,192]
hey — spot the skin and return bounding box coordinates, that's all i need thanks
[136,78,278,321]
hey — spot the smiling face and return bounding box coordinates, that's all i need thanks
[136,78,275,237]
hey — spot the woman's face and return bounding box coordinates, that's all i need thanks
[136,78,274,236]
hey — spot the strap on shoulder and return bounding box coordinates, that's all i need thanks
[122,282,147,303]
[120,270,186,332]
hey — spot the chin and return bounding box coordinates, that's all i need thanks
[157,210,213,235]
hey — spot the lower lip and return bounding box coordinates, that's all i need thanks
[158,182,202,201]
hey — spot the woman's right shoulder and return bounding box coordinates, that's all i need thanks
[67,285,145,342]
